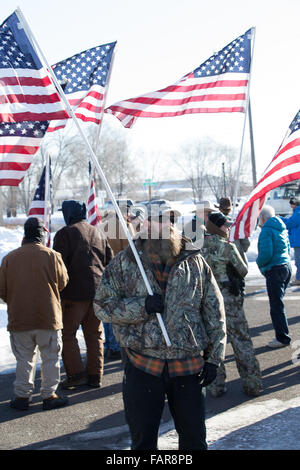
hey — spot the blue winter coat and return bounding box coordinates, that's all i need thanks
[281,206,300,248]
[256,216,290,275]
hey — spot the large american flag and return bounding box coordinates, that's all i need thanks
[0,121,49,186]
[0,11,69,123]
[87,162,101,226]
[105,29,252,128]
[230,110,300,241]
[48,41,116,132]
[28,161,52,246]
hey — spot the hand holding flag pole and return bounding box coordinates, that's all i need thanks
[15,7,171,347]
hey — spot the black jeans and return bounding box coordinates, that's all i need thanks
[265,263,292,344]
[122,358,207,450]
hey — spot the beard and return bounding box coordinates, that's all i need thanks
[144,226,182,264]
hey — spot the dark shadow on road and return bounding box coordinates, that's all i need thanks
[248,314,300,339]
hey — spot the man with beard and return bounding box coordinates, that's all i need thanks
[93,208,226,450]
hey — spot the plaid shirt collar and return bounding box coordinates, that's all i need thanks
[148,252,177,295]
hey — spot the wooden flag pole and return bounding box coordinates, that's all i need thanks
[232,27,256,218]
[16,8,171,347]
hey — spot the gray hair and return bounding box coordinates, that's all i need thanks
[260,205,275,222]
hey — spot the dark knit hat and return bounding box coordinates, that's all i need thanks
[24,217,48,243]
[208,212,232,228]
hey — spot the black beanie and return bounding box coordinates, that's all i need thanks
[23,217,46,244]
[208,212,228,228]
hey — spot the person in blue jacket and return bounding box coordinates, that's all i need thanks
[256,205,292,348]
[281,197,300,285]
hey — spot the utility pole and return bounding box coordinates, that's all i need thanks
[249,100,257,187]
[222,161,227,196]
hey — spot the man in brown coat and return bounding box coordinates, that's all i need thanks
[53,200,113,389]
[0,217,69,411]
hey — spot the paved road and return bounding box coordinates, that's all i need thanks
[0,283,299,450]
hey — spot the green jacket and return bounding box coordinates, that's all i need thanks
[201,234,248,293]
[93,238,226,365]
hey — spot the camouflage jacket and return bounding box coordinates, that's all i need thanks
[93,238,226,365]
[201,234,248,292]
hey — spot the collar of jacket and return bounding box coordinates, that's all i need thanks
[126,235,201,266]
[205,220,228,239]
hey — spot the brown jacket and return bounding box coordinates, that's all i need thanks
[53,220,113,301]
[0,242,69,332]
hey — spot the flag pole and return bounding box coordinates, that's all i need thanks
[232,27,256,217]
[15,7,171,347]
[44,152,50,230]
[248,99,257,187]
[94,47,116,153]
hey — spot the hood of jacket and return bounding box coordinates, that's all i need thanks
[62,200,86,226]
[263,216,287,232]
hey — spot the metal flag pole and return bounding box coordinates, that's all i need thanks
[232,27,256,218]
[93,47,116,153]
[15,7,171,347]
[44,152,50,231]
[248,99,257,187]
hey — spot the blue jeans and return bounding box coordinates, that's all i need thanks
[294,247,300,280]
[103,323,120,351]
[265,263,292,344]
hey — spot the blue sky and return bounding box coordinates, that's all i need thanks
[2,0,300,181]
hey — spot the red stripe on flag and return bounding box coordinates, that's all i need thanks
[0,145,40,155]
[0,161,31,171]
[107,106,245,118]
[0,93,63,105]
[123,93,246,106]
[28,207,45,216]
[0,110,69,122]
[0,75,53,87]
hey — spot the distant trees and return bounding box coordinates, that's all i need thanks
[174,137,252,203]
[9,121,140,214]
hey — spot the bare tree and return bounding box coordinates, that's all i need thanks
[15,120,142,213]
[175,137,252,203]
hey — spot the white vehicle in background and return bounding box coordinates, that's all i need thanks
[266,180,300,217]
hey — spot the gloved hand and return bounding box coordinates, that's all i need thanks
[199,362,218,387]
[145,293,164,315]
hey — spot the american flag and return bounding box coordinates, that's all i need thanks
[105,29,252,128]
[230,110,300,241]
[87,162,101,226]
[48,41,116,132]
[0,11,69,123]
[28,161,52,246]
[0,121,49,186]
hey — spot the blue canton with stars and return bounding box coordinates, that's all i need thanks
[193,29,252,77]
[0,121,49,138]
[33,166,46,201]
[32,162,52,200]
[289,110,300,135]
[0,12,43,69]
[52,42,116,94]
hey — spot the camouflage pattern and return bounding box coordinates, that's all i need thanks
[201,234,262,395]
[94,237,226,364]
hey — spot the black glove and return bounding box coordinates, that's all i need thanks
[226,263,242,297]
[199,362,218,387]
[145,293,164,315]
